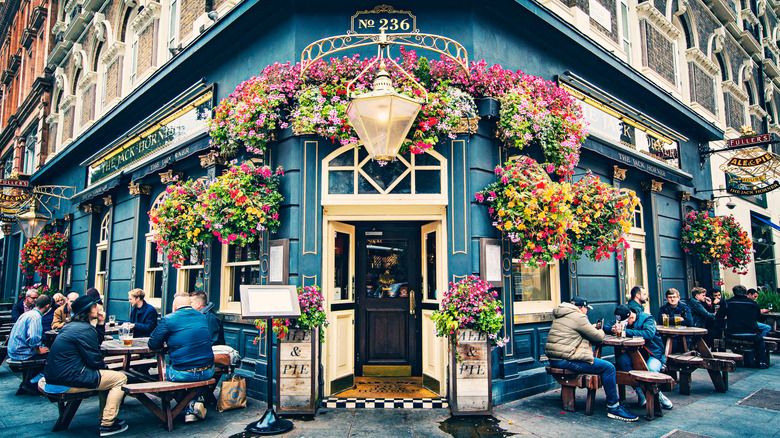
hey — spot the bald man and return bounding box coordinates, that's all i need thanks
[149,292,214,421]
[52,292,80,330]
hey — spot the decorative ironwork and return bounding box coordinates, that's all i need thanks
[612,165,627,181]
[301,31,469,79]
[63,213,73,221]
[159,170,184,184]
[128,182,152,196]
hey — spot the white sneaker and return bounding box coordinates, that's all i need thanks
[184,413,197,423]
[659,392,673,410]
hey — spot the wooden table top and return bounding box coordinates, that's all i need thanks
[101,337,160,354]
[656,326,707,336]
[600,336,645,347]
[763,312,780,319]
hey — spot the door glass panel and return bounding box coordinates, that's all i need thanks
[363,160,408,190]
[330,149,354,166]
[329,170,354,194]
[358,174,380,194]
[415,170,441,194]
[334,231,351,301]
[389,174,411,194]
[512,261,550,302]
[633,248,644,287]
[365,239,408,299]
[425,231,436,300]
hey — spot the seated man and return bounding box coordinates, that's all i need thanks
[7,294,52,393]
[716,285,769,369]
[657,288,693,327]
[605,305,673,410]
[189,290,225,346]
[11,289,39,323]
[43,295,129,437]
[127,288,158,337]
[544,296,637,422]
[627,285,648,315]
[52,292,79,330]
[149,295,214,422]
[746,288,772,338]
[688,287,717,346]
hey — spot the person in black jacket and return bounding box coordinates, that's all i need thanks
[10,289,39,323]
[688,287,716,346]
[715,285,769,369]
[43,295,129,436]
[127,288,158,337]
[149,295,214,422]
[189,290,225,346]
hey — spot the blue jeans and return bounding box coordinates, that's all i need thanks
[166,365,215,382]
[616,352,663,372]
[758,322,771,337]
[549,358,619,406]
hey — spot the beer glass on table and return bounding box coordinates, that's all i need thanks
[119,324,132,346]
[108,315,116,326]
[662,314,669,328]
[674,315,682,328]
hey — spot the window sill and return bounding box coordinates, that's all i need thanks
[513,312,554,325]
[219,312,259,326]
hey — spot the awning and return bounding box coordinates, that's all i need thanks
[130,137,211,181]
[72,176,122,204]
[751,213,780,232]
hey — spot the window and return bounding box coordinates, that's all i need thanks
[512,260,559,315]
[221,241,262,313]
[751,214,777,291]
[176,245,205,295]
[622,191,648,304]
[94,211,111,296]
[3,156,12,178]
[619,0,631,61]
[130,39,138,84]
[168,0,179,57]
[23,128,36,175]
[144,234,164,308]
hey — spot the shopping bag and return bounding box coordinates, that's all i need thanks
[216,374,247,412]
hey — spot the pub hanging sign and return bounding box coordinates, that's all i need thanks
[719,147,780,195]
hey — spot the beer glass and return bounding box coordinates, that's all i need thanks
[119,324,132,346]
[108,315,116,326]
[674,315,682,328]
[662,314,669,328]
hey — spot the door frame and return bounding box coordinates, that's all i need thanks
[322,205,448,396]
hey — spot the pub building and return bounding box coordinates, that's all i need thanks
[4,0,744,405]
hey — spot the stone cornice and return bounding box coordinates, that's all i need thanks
[637,2,680,40]
[77,71,97,90]
[685,47,719,77]
[130,1,161,32]
[45,112,59,125]
[749,103,768,118]
[59,94,76,111]
[741,8,759,25]
[101,41,126,64]
[722,80,749,101]
[51,20,67,34]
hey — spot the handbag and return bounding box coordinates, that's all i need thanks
[216,374,247,412]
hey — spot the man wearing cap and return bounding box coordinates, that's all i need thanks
[605,305,673,410]
[544,296,638,422]
[43,295,129,437]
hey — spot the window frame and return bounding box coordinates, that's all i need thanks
[143,233,164,309]
[94,211,111,296]
[175,246,205,295]
[220,241,263,314]
[511,260,561,316]
[168,0,180,57]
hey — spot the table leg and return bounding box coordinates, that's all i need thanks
[122,354,130,372]
[664,337,673,357]
[629,350,649,371]
[157,354,165,381]
[694,337,727,393]
[52,399,83,432]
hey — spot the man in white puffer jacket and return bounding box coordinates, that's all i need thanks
[544,296,637,422]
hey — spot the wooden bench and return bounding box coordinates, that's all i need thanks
[122,379,216,431]
[725,337,772,367]
[665,354,703,395]
[37,378,98,432]
[106,358,158,371]
[545,366,602,415]
[6,357,47,395]
[626,371,675,420]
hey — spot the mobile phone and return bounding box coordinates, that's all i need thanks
[595,318,604,330]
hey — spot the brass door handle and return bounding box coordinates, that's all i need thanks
[410,290,416,315]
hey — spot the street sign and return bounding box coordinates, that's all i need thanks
[725,133,779,149]
[0,179,29,187]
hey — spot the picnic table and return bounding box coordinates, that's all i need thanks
[44,325,119,347]
[100,337,164,381]
[595,336,674,420]
[656,326,738,394]
[763,312,780,332]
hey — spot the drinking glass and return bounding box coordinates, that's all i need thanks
[119,324,132,346]
[769,304,774,312]
[108,315,116,326]
[674,315,682,328]
[662,314,669,328]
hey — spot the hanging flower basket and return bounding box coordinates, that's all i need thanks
[149,178,209,269]
[569,173,640,262]
[680,211,752,274]
[475,157,574,268]
[200,162,284,246]
[20,232,68,279]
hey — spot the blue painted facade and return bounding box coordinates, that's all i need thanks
[5,0,723,404]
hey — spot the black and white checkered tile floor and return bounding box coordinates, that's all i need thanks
[321,397,449,409]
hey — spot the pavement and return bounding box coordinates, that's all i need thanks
[1,359,779,438]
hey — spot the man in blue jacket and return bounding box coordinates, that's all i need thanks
[149,295,214,422]
[605,305,673,410]
[127,288,158,337]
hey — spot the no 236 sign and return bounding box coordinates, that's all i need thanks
[350,5,419,34]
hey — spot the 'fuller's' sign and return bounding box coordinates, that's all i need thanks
[725,133,778,148]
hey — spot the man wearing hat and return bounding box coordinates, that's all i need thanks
[43,294,129,437]
[544,296,638,422]
[604,305,673,410]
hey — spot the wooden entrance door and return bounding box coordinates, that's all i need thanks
[356,225,421,376]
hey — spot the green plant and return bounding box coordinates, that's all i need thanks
[756,290,780,310]
[255,285,329,342]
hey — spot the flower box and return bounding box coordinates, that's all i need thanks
[449,329,492,415]
[276,328,319,414]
